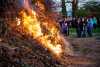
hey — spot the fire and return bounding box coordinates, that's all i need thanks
[18,10,63,57]
[19,11,43,38]
[16,17,21,26]
[16,0,64,57]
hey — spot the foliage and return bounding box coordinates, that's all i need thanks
[83,1,100,12]
[75,1,100,17]
[75,8,88,17]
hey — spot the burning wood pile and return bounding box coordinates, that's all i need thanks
[0,36,63,67]
[0,0,75,67]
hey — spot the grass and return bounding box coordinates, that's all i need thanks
[70,28,76,33]
[93,28,100,33]
[70,27,100,33]
[69,27,100,37]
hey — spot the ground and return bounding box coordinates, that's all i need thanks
[0,33,100,67]
[62,36,100,67]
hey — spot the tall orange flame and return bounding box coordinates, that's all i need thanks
[17,0,64,57]
[18,9,63,57]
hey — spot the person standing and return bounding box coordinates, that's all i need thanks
[62,17,68,36]
[92,16,97,29]
[76,17,83,37]
[64,17,71,36]
[82,17,87,37]
[87,17,94,37]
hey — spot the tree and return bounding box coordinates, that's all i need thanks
[83,1,100,17]
[72,0,78,17]
[61,0,67,17]
[75,8,88,17]
[75,1,100,16]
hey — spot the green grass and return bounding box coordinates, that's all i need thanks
[70,27,100,33]
[69,27,100,37]
[70,28,76,33]
[93,28,100,33]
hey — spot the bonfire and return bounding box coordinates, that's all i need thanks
[0,0,74,67]
[15,0,73,58]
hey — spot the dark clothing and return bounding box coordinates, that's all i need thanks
[75,19,84,37]
[59,20,64,33]
[64,20,71,36]
[87,18,94,37]
[59,20,64,28]
[76,27,82,37]
[82,23,87,37]
[87,27,93,37]
[72,18,77,27]
[82,19,87,37]
[62,22,68,36]
[59,19,71,36]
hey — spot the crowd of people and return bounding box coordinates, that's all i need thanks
[58,16,97,37]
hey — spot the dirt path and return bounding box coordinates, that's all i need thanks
[61,37,100,67]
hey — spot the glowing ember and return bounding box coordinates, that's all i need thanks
[16,17,21,26]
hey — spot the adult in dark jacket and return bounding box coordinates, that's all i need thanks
[75,18,84,37]
[81,17,87,37]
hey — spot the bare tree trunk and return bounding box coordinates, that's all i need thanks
[72,0,78,17]
[61,0,67,17]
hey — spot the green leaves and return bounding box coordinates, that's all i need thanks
[75,1,100,17]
